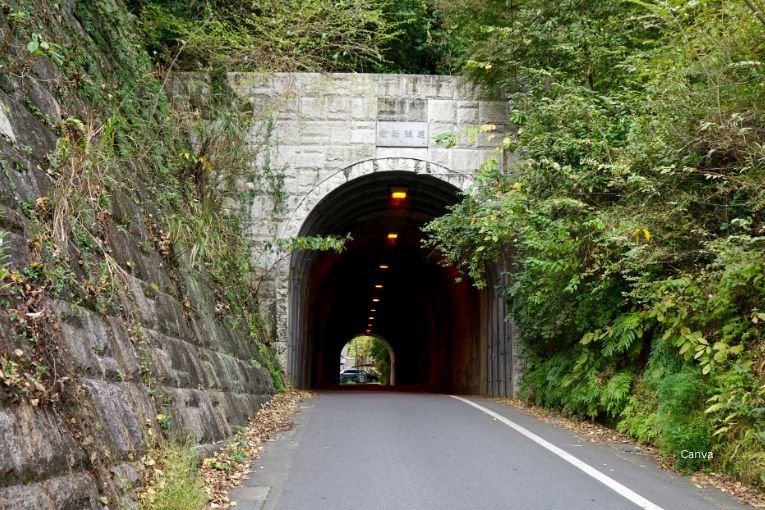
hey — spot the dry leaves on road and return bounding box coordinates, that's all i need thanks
[201,390,311,509]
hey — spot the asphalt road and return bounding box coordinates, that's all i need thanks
[232,392,751,510]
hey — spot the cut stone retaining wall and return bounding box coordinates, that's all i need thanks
[0,2,275,507]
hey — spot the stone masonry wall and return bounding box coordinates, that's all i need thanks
[0,2,274,508]
[227,73,509,371]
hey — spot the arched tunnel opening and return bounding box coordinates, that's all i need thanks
[288,167,511,395]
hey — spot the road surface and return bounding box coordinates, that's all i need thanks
[231,392,750,510]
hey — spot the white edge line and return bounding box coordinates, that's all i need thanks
[450,395,664,510]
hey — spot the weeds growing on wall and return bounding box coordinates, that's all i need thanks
[424,0,765,487]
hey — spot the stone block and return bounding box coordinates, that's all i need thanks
[327,122,351,144]
[294,148,324,169]
[162,387,229,443]
[0,100,17,142]
[406,75,432,97]
[299,121,332,145]
[428,100,456,123]
[427,147,451,168]
[55,301,140,381]
[327,96,351,119]
[348,144,375,163]
[375,147,428,160]
[273,94,300,121]
[350,97,376,120]
[273,144,300,167]
[377,98,427,122]
[0,404,87,487]
[251,94,281,118]
[456,101,480,124]
[297,169,319,193]
[449,148,485,173]
[273,120,299,144]
[430,76,455,99]
[350,121,376,144]
[299,96,327,120]
[455,76,490,99]
[82,379,155,456]
[0,473,100,510]
[321,144,350,162]
[377,75,405,97]
[479,100,508,124]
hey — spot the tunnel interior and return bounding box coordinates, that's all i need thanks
[289,170,487,393]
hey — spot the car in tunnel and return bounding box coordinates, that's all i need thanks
[339,369,378,384]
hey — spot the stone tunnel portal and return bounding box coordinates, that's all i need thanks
[288,170,485,393]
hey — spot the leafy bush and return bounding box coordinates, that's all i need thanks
[136,0,400,72]
[424,0,765,485]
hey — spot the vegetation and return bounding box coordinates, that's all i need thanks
[135,437,207,510]
[424,0,765,485]
[130,0,463,74]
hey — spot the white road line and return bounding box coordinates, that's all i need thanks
[450,395,664,510]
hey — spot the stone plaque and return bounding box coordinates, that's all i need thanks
[376,121,428,147]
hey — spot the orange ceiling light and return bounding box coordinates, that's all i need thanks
[374,284,383,289]
[379,264,389,269]
[370,309,377,312]
[391,187,408,200]
[372,298,380,302]
[387,233,398,240]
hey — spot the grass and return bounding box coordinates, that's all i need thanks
[137,439,207,510]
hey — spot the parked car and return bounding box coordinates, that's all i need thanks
[339,369,378,383]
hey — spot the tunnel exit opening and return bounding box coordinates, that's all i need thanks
[339,335,395,386]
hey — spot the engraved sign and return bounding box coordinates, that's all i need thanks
[376,121,428,147]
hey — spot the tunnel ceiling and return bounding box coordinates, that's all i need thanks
[290,171,484,393]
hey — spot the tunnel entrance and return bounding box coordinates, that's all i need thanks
[288,167,495,394]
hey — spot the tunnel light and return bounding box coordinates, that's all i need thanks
[368,316,375,320]
[379,264,389,270]
[372,298,380,302]
[391,187,408,200]
[387,233,398,240]
[370,309,377,312]
[374,284,383,289]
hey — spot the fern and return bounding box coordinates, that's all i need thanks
[601,312,644,358]
[600,371,633,417]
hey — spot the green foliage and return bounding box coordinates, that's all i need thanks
[424,0,765,486]
[25,33,64,66]
[656,369,713,472]
[136,0,401,72]
[369,337,391,384]
[258,344,285,393]
[270,234,352,254]
[136,440,207,510]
